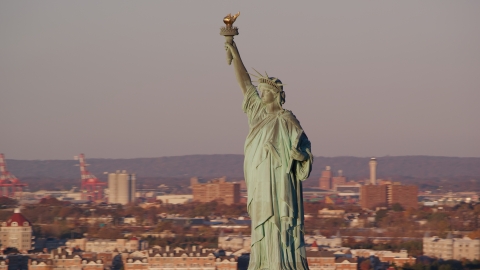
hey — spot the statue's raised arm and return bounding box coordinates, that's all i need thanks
[220,12,252,95]
[225,41,253,95]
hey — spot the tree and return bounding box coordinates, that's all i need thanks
[467,229,480,239]
[3,247,19,254]
[359,259,372,270]
[155,221,173,232]
[375,209,388,223]
[391,203,404,212]
[0,196,17,208]
[96,227,123,239]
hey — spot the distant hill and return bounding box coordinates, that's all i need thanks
[7,155,480,179]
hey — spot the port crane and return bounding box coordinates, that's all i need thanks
[0,153,28,198]
[75,153,106,201]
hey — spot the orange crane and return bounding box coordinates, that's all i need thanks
[75,153,106,201]
[0,153,27,198]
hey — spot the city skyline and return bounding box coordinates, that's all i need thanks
[1,1,479,160]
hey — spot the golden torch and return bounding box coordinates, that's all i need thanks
[220,12,240,65]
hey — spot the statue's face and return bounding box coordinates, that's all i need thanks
[259,84,276,104]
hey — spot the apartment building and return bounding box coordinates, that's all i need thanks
[424,235,480,260]
[191,177,240,205]
[0,209,32,251]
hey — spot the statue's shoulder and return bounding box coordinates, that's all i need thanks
[280,110,302,130]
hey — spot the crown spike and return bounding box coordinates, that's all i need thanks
[252,68,264,78]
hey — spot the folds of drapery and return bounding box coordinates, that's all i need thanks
[241,85,313,270]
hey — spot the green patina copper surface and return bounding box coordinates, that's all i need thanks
[223,26,313,269]
[243,85,312,270]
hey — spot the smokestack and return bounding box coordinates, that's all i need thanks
[369,158,377,185]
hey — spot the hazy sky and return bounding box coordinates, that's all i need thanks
[1,1,479,160]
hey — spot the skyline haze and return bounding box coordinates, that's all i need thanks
[1,1,479,160]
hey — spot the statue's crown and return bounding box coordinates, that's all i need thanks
[250,68,284,92]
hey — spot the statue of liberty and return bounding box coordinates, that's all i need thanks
[222,14,313,270]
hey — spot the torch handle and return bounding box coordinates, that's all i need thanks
[225,36,234,65]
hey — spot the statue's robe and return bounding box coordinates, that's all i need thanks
[243,85,312,270]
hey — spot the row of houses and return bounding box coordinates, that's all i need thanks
[1,246,236,270]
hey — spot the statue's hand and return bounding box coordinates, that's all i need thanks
[225,42,239,59]
[291,147,307,162]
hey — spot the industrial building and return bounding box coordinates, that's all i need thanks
[335,183,361,196]
[360,158,418,209]
[319,166,346,191]
[191,176,240,205]
[319,166,333,190]
[108,170,136,205]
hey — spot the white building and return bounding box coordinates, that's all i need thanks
[452,236,480,260]
[66,237,146,252]
[218,233,343,252]
[108,170,136,205]
[218,233,251,251]
[0,209,32,251]
[318,208,345,218]
[304,234,343,248]
[424,235,480,260]
[155,194,193,204]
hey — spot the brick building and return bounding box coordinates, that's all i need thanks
[332,176,347,188]
[319,167,346,191]
[306,246,357,270]
[191,177,240,205]
[360,183,418,210]
[319,166,333,190]
[360,185,388,209]
[388,184,418,209]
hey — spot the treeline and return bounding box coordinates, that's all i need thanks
[8,155,480,179]
[19,175,480,193]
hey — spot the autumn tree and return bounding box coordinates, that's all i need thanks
[0,196,17,208]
